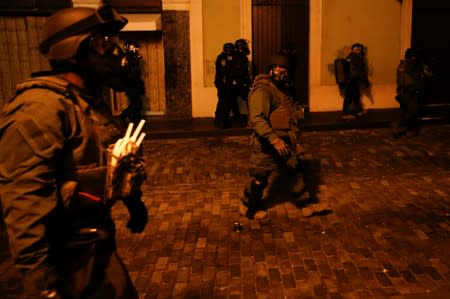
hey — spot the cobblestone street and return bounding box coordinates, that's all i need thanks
[1,125,450,298]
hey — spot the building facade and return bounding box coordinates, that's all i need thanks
[0,1,438,118]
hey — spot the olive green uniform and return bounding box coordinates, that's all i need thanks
[243,74,309,212]
[0,76,137,298]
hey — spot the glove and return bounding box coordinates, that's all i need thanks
[123,195,148,233]
[271,137,290,157]
[23,266,61,299]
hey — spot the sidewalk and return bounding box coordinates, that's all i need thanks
[145,107,450,139]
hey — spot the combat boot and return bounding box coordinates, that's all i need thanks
[302,201,328,217]
[240,178,268,219]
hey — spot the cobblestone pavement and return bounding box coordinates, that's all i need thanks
[1,125,450,298]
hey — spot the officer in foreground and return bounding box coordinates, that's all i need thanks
[0,5,147,298]
[393,47,432,138]
[240,55,328,219]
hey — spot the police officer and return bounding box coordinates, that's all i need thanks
[233,38,252,105]
[214,42,235,128]
[121,40,146,124]
[240,55,327,219]
[393,48,431,138]
[0,5,147,298]
[341,43,369,119]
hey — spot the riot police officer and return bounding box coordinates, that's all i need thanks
[0,5,147,298]
[393,48,432,137]
[341,43,369,119]
[121,40,146,124]
[233,38,252,104]
[240,55,327,219]
[214,42,235,128]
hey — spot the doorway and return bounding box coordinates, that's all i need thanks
[412,0,450,107]
[252,0,309,108]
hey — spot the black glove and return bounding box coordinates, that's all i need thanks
[23,266,61,299]
[123,195,148,233]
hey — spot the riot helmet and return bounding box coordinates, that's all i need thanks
[222,42,235,55]
[39,5,133,92]
[40,5,127,60]
[405,48,423,60]
[351,43,364,56]
[234,39,250,55]
[267,54,292,91]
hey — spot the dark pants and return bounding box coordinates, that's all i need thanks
[23,237,138,299]
[343,79,363,115]
[216,85,241,128]
[243,136,321,210]
[395,90,421,134]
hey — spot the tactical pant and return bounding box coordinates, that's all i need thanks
[243,136,322,210]
[397,90,421,132]
[343,79,363,115]
[22,238,138,299]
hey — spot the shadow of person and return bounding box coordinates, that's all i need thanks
[261,157,333,217]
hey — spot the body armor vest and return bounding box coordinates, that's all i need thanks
[396,60,425,90]
[12,76,123,222]
[251,76,302,131]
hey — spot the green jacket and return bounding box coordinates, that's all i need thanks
[248,74,303,144]
[0,75,122,272]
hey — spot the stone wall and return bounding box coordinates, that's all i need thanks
[162,10,191,118]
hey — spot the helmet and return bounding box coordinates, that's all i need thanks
[222,42,235,55]
[351,43,364,50]
[39,5,127,60]
[234,39,250,55]
[405,48,423,59]
[268,54,290,69]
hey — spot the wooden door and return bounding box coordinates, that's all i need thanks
[252,0,309,107]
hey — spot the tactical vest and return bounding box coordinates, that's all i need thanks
[10,76,122,212]
[396,60,426,91]
[250,75,302,131]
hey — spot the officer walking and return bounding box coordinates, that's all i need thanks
[0,5,147,298]
[240,55,328,219]
[341,43,370,119]
[393,48,432,138]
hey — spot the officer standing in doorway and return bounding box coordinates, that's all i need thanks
[0,5,147,298]
[393,47,432,138]
[341,43,369,119]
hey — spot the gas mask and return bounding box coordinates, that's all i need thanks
[81,32,135,92]
[270,65,292,92]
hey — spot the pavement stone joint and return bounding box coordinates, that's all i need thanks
[1,125,449,298]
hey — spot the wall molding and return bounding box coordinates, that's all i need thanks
[163,0,189,11]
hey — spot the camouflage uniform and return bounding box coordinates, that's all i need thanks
[0,76,138,298]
